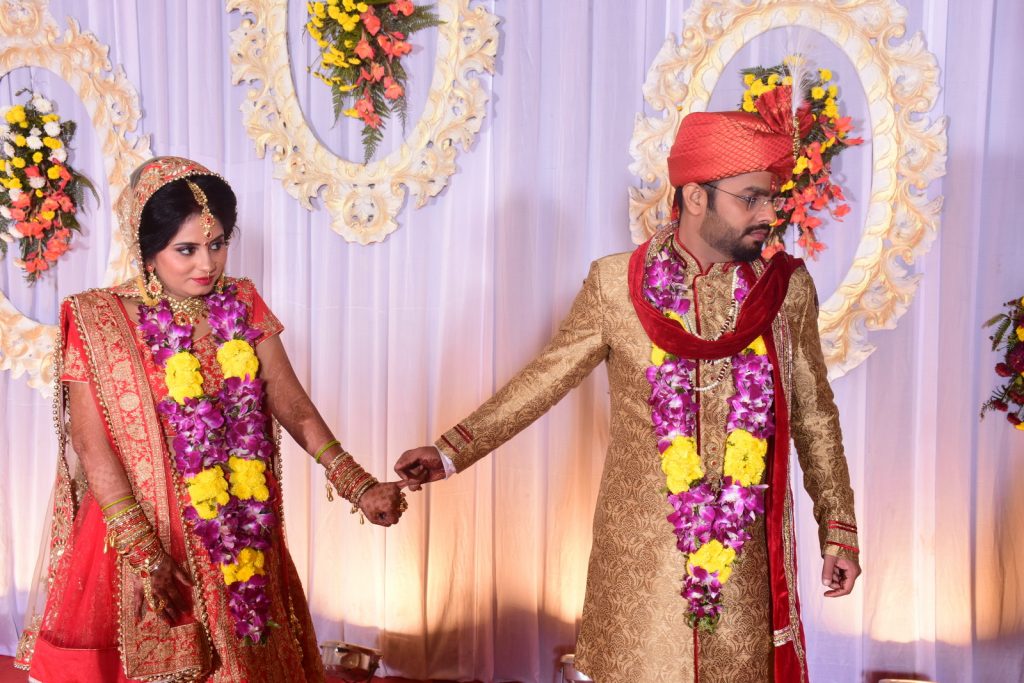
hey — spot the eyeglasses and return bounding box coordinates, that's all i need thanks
[702,183,787,213]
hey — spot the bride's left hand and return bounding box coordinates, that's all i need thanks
[358,482,408,527]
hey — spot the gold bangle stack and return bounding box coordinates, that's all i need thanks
[103,498,167,612]
[323,449,379,510]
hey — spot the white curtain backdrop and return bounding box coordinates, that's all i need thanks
[1,1,1022,681]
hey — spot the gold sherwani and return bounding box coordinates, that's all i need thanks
[436,244,858,683]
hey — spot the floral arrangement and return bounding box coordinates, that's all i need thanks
[643,245,772,632]
[981,295,1024,430]
[306,0,442,162]
[138,284,278,643]
[0,90,95,282]
[739,56,863,259]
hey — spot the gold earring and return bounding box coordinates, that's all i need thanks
[138,266,164,306]
[214,273,226,294]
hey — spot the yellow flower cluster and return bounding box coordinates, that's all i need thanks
[661,436,703,494]
[306,0,368,47]
[165,351,204,403]
[228,456,270,501]
[687,540,737,583]
[744,335,767,356]
[723,428,768,486]
[217,339,260,380]
[4,105,27,128]
[186,467,231,520]
[222,547,266,585]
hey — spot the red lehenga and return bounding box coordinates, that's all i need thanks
[15,278,325,682]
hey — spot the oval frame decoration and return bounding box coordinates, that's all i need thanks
[0,0,151,393]
[628,0,947,379]
[227,0,499,245]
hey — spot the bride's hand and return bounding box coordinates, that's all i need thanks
[136,552,192,624]
[358,481,409,527]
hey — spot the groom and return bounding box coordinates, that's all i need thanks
[396,106,860,683]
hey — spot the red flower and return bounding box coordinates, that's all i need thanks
[831,203,851,219]
[24,165,41,177]
[9,208,26,221]
[355,94,375,117]
[1008,414,1022,426]
[377,34,393,57]
[991,399,1009,411]
[361,7,381,35]
[995,362,1013,377]
[370,62,386,82]
[389,0,414,17]
[1007,344,1024,373]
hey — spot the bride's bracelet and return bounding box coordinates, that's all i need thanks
[103,500,164,573]
[324,449,379,505]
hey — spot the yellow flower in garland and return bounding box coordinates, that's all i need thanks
[687,540,737,584]
[661,436,703,494]
[186,467,231,520]
[222,548,266,585]
[724,428,768,486]
[165,351,204,403]
[217,339,260,379]
[651,344,667,366]
[1016,326,1024,343]
[744,336,767,356]
[228,456,270,501]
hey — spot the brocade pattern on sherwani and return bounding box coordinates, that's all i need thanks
[436,243,857,683]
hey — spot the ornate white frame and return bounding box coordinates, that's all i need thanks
[227,0,499,244]
[0,0,151,393]
[629,0,946,379]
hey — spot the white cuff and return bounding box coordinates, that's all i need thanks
[436,446,456,478]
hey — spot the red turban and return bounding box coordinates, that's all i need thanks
[668,88,811,187]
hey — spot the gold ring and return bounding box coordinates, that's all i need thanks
[398,498,409,512]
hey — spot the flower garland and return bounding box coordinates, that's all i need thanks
[739,56,863,260]
[138,284,277,643]
[0,89,95,282]
[981,295,1024,430]
[643,244,773,632]
[306,0,443,162]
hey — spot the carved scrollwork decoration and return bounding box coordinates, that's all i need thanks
[0,0,152,393]
[628,0,947,379]
[227,0,499,245]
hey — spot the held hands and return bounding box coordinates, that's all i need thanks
[136,551,193,625]
[358,481,409,527]
[394,446,446,492]
[821,553,861,597]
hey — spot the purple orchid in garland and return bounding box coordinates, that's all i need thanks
[138,285,278,643]
[642,243,775,631]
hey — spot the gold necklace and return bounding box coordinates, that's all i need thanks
[165,295,207,326]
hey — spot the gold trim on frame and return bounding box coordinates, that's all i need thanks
[628,0,947,378]
[226,0,499,245]
[0,0,152,393]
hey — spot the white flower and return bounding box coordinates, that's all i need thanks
[3,142,13,157]
[29,175,46,189]
[0,124,9,139]
[43,121,61,137]
[0,106,9,119]
[29,127,41,137]
[1,232,13,244]
[50,148,67,163]
[9,224,24,239]
[31,96,52,114]
[13,257,25,268]
[0,206,10,219]
[26,135,43,150]
[9,188,22,201]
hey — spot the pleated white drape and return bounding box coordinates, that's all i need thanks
[1,1,1022,681]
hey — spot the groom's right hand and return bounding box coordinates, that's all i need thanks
[395,446,447,491]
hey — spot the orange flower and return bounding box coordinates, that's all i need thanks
[806,142,824,175]
[383,76,404,100]
[354,39,374,60]
[19,221,45,238]
[361,7,381,35]
[831,203,851,219]
[391,40,412,57]
[761,241,784,259]
[389,0,414,17]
